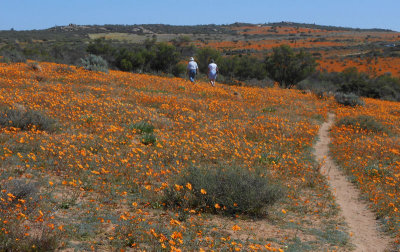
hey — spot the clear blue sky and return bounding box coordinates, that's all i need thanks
[1,0,399,31]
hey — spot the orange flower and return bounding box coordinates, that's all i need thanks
[232,225,241,231]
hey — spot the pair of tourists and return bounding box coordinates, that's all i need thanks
[186,57,218,86]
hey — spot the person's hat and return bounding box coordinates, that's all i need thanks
[190,57,194,61]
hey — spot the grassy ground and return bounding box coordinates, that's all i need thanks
[0,61,358,251]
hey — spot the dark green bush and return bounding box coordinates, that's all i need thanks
[0,108,57,132]
[265,45,317,88]
[80,54,109,73]
[87,37,114,56]
[171,63,187,77]
[336,115,388,133]
[195,47,222,73]
[116,48,146,72]
[163,166,284,217]
[150,42,179,72]
[334,92,364,107]
[303,68,400,101]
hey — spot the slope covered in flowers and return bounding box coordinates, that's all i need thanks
[1,61,396,250]
[330,99,400,246]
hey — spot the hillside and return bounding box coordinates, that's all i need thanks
[0,61,399,250]
[1,22,399,78]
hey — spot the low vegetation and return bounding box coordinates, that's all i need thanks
[0,107,57,132]
[334,92,365,107]
[163,165,284,217]
[80,54,109,73]
[336,115,388,133]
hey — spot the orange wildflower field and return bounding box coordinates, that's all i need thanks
[330,98,400,245]
[194,24,400,78]
[0,61,399,250]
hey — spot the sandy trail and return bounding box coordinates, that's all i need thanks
[314,113,392,252]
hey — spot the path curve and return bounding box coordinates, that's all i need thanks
[314,113,392,252]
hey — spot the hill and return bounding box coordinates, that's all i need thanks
[1,22,399,78]
[0,61,399,250]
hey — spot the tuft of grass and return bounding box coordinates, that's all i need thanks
[334,92,364,107]
[285,237,315,252]
[141,133,156,145]
[336,115,388,133]
[129,121,157,145]
[262,106,277,113]
[0,108,57,132]
[129,121,155,134]
[162,165,284,217]
[310,226,350,247]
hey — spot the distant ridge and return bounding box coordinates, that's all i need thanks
[229,21,395,33]
[0,22,396,33]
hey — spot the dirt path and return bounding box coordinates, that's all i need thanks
[314,113,392,252]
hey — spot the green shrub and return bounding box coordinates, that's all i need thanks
[163,166,284,217]
[141,132,157,145]
[80,54,109,73]
[265,45,317,88]
[303,69,400,101]
[171,63,187,77]
[129,121,156,145]
[0,108,57,132]
[150,42,179,72]
[334,92,364,106]
[195,47,222,73]
[129,121,154,134]
[336,115,387,133]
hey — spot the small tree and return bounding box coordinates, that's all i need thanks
[150,42,179,72]
[195,47,221,73]
[265,45,317,88]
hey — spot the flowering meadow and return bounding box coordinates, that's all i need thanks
[0,61,397,250]
[330,98,400,246]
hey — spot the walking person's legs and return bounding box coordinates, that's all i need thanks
[208,72,217,86]
[189,69,196,83]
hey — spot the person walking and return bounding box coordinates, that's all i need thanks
[207,59,218,87]
[187,57,199,83]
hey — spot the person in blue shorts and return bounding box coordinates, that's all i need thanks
[187,57,199,83]
[207,59,218,87]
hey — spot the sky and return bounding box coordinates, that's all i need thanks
[1,0,399,32]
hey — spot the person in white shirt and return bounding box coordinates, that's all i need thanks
[187,57,199,83]
[207,59,218,87]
